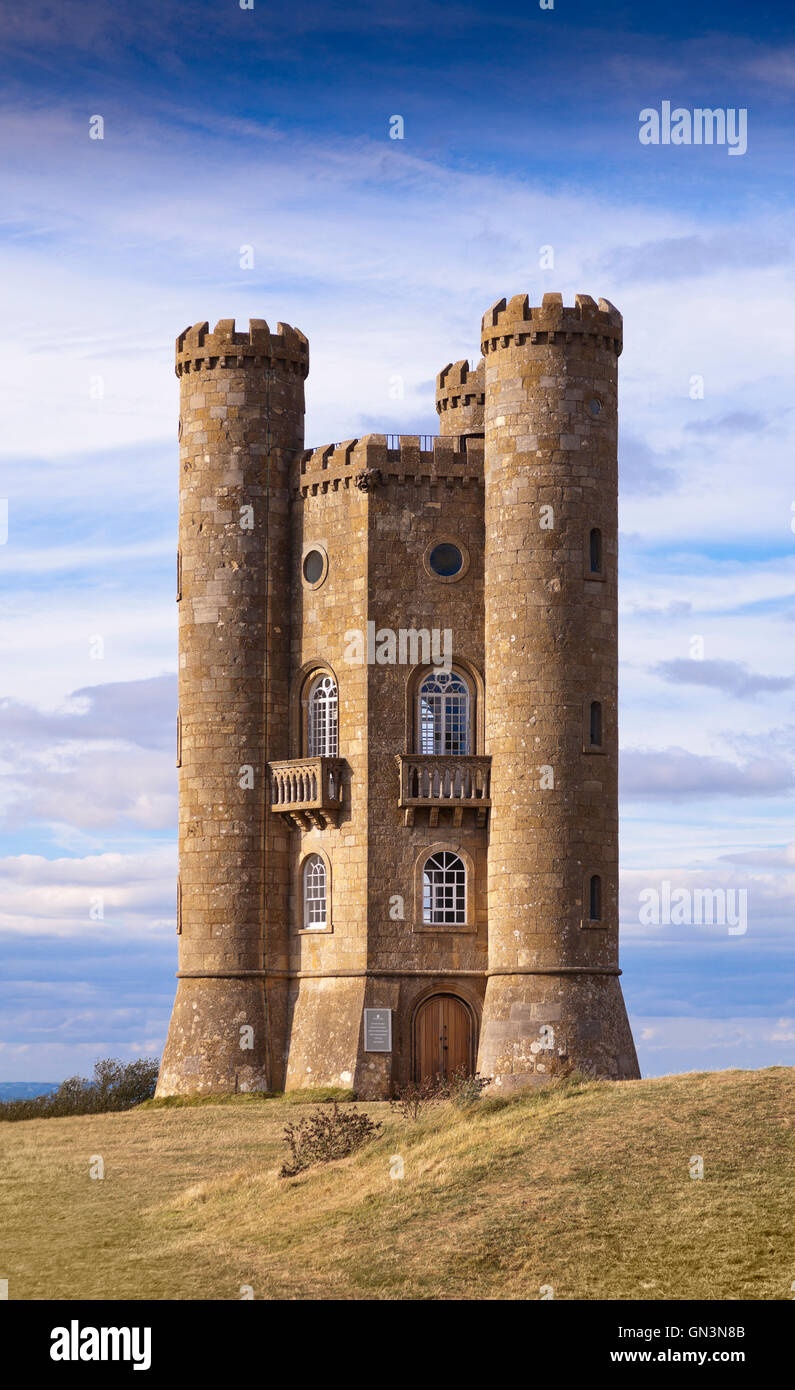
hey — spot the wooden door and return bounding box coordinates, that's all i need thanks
[414,995,473,1082]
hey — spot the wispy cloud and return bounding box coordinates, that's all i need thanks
[684,410,770,436]
[620,747,794,800]
[654,658,795,699]
[0,678,176,835]
[719,842,795,868]
[0,845,176,937]
[619,435,679,495]
[598,231,792,284]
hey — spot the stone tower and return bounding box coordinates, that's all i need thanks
[476,293,639,1087]
[156,293,638,1100]
[157,318,308,1095]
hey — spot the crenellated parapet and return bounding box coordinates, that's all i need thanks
[435,359,485,436]
[297,433,483,497]
[175,317,309,378]
[481,292,622,357]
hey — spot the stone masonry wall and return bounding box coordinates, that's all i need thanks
[364,436,488,1093]
[280,443,370,1091]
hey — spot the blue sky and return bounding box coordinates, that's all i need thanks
[1,0,794,1080]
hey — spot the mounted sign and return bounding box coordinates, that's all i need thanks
[364,1008,392,1053]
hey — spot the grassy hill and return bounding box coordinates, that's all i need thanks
[2,1067,793,1300]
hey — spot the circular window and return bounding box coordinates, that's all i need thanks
[302,546,328,589]
[588,397,602,417]
[429,543,463,577]
[423,537,470,584]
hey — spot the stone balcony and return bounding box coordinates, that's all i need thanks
[396,754,491,827]
[268,757,345,829]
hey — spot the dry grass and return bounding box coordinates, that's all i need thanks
[1,1067,793,1300]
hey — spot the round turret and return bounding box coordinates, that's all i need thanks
[476,292,639,1089]
[157,317,308,1097]
[435,358,485,437]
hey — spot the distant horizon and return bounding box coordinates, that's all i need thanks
[3,1060,795,1090]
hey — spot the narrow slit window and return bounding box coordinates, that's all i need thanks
[589,874,602,922]
[589,700,602,748]
[589,527,603,575]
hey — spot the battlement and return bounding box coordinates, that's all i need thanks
[175,318,309,378]
[297,433,483,497]
[435,359,485,437]
[481,293,622,356]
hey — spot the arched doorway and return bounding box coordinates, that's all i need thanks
[413,994,475,1082]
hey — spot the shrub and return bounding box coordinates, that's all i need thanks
[391,1067,490,1119]
[0,1058,160,1122]
[443,1065,490,1109]
[279,1100,382,1177]
[87,1057,161,1110]
[390,1072,448,1121]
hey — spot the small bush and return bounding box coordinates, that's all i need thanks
[391,1067,490,1119]
[279,1100,382,1177]
[443,1065,490,1108]
[0,1058,160,1123]
[390,1072,448,1121]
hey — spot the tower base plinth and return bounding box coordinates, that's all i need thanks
[156,976,270,1097]
[477,972,640,1089]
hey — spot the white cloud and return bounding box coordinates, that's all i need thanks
[620,747,794,801]
[0,680,177,825]
[631,1016,795,1056]
[720,842,795,868]
[1,101,793,484]
[621,863,795,942]
[0,846,176,937]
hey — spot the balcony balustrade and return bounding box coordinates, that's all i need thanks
[269,757,344,829]
[396,754,491,827]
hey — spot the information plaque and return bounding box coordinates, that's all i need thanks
[363,1008,392,1053]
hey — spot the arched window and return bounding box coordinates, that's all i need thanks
[417,670,471,755]
[307,674,338,757]
[590,700,602,748]
[589,527,603,575]
[589,873,602,922]
[303,854,327,929]
[423,850,466,925]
